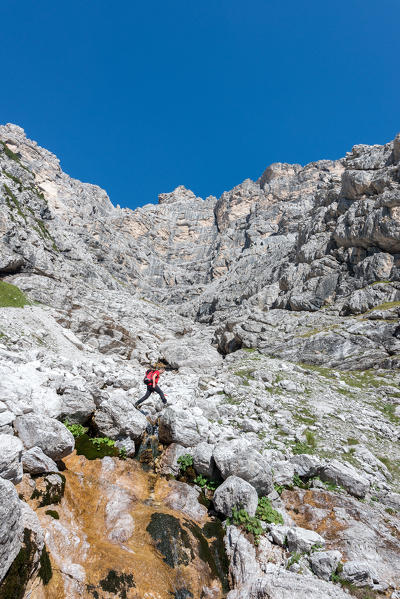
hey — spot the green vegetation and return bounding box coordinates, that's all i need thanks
[287,552,303,568]
[45,510,59,520]
[347,438,359,446]
[228,507,264,545]
[4,171,22,185]
[0,140,24,164]
[38,546,53,585]
[75,434,119,460]
[364,301,400,313]
[194,474,219,491]
[63,420,88,438]
[0,528,52,598]
[0,281,30,308]
[256,497,284,525]
[233,368,255,386]
[291,430,317,455]
[119,446,127,460]
[177,453,194,472]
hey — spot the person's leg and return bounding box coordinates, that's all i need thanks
[153,385,166,404]
[135,387,152,407]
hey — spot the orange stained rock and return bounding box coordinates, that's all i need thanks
[29,451,224,599]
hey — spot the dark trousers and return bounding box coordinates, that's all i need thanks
[136,384,166,407]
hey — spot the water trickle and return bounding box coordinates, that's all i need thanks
[22,446,228,599]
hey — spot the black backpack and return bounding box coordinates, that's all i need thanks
[143,369,154,385]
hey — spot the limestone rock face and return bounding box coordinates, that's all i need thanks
[0,433,23,483]
[0,477,23,581]
[1,125,400,597]
[14,414,74,461]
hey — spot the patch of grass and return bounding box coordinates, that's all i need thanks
[347,438,359,446]
[4,171,22,185]
[1,140,24,164]
[287,552,303,568]
[223,394,241,405]
[0,281,30,308]
[365,301,400,313]
[378,455,400,480]
[296,363,336,379]
[256,497,284,525]
[233,369,255,386]
[3,183,26,221]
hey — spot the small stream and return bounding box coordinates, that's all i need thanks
[19,429,229,599]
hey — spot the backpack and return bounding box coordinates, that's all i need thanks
[143,369,160,386]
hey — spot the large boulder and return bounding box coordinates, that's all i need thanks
[160,339,222,371]
[0,477,23,581]
[286,527,326,553]
[290,454,322,479]
[213,439,273,495]
[21,446,58,474]
[319,459,370,498]
[213,475,258,517]
[309,550,342,581]
[14,414,74,461]
[93,391,148,441]
[0,434,23,483]
[158,407,209,447]
[59,389,96,424]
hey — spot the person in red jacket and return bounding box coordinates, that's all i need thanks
[135,366,166,408]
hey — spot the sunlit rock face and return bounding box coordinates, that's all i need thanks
[18,452,228,599]
[1,126,400,599]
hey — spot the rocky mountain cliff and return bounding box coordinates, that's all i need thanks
[0,124,399,599]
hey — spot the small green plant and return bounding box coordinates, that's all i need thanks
[119,447,127,460]
[292,473,309,489]
[347,437,359,446]
[63,421,88,438]
[229,507,264,545]
[91,437,115,449]
[177,453,194,472]
[193,474,218,491]
[305,429,317,448]
[256,497,284,525]
[287,552,302,568]
[274,483,285,495]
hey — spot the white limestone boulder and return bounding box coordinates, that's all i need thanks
[14,414,74,461]
[0,433,23,483]
[213,475,258,517]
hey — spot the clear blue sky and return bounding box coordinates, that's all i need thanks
[0,0,398,209]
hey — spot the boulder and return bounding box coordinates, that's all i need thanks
[0,433,23,483]
[21,446,58,474]
[286,526,326,553]
[319,459,370,498]
[213,476,259,517]
[14,414,74,461]
[59,390,96,424]
[309,550,342,581]
[158,407,209,447]
[93,391,148,441]
[213,439,273,495]
[290,454,323,478]
[164,480,208,522]
[341,560,379,587]
[192,441,218,479]
[0,477,23,581]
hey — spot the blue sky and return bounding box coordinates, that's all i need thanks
[0,0,398,209]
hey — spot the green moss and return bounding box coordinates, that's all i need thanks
[99,570,135,598]
[45,510,59,519]
[146,513,193,568]
[185,519,229,593]
[0,281,30,307]
[38,546,52,585]
[0,528,51,598]
[31,473,66,507]
[75,434,119,460]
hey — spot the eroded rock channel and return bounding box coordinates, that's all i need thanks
[13,441,228,599]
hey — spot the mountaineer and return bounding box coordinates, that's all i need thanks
[135,365,167,408]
